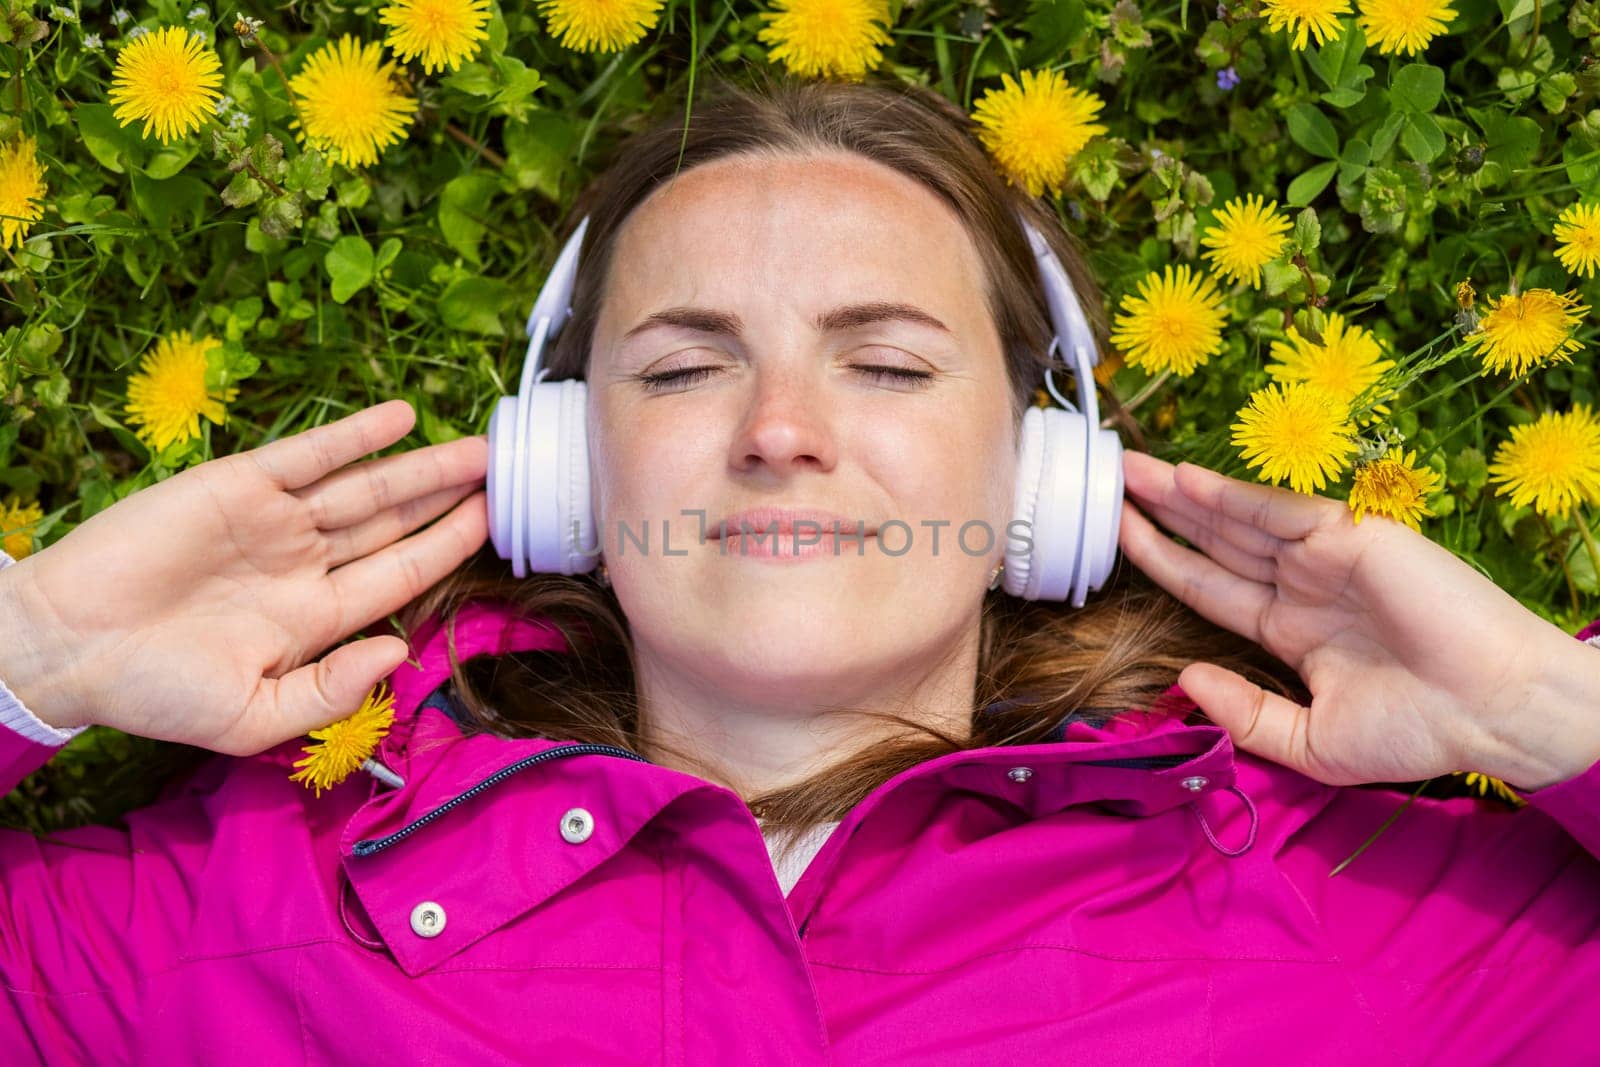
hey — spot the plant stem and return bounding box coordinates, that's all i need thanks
[1329,777,1432,877]
[1115,369,1173,421]
[441,121,506,168]
[242,158,285,196]
[1576,504,1600,592]
[1288,43,1310,95]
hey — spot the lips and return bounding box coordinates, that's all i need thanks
[710,507,877,539]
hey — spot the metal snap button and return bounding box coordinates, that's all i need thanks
[409,900,446,938]
[1180,775,1209,792]
[560,807,595,844]
[1007,766,1034,782]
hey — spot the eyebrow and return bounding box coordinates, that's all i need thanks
[621,301,952,343]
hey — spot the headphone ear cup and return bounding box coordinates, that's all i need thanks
[1005,406,1087,601]
[487,379,597,577]
[1077,425,1125,602]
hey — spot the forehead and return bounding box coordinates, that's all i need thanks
[597,152,990,328]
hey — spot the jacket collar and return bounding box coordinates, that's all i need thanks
[337,600,1242,975]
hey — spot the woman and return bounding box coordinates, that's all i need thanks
[1,75,1597,1064]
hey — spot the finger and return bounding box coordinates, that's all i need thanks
[329,489,489,636]
[246,399,417,492]
[1118,499,1273,646]
[246,634,411,753]
[293,433,489,530]
[1123,452,1286,563]
[1177,661,1326,782]
[1123,495,1278,585]
[322,481,480,570]
[1171,460,1333,542]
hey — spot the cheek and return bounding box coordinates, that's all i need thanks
[591,411,715,528]
[871,422,1013,544]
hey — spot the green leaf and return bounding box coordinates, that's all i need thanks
[1292,206,1322,253]
[1469,108,1542,184]
[376,237,403,273]
[1286,160,1338,205]
[438,276,511,335]
[1400,113,1445,161]
[128,172,211,232]
[74,104,146,175]
[1539,72,1576,114]
[1262,258,1303,297]
[258,195,303,239]
[442,62,497,98]
[437,174,500,264]
[1389,64,1444,113]
[503,115,579,200]
[489,53,545,120]
[1305,18,1371,108]
[142,141,200,180]
[286,150,331,201]
[1564,139,1600,194]
[1448,446,1488,492]
[325,236,376,304]
[1370,110,1407,159]
[1287,104,1340,159]
[222,171,265,208]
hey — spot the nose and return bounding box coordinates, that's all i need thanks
[728,364,837,477]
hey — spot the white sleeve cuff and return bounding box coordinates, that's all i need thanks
[0,547,87,745]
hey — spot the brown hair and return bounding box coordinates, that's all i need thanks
[397,71,1308,859]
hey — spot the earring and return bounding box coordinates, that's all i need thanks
[595,558,611,589]
[988,561,1005,592]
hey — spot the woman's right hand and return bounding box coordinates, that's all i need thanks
[0,399,488,755]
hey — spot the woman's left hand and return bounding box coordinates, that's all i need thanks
[1117,450,1600,790]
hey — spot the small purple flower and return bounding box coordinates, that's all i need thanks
[1217,66,1240,91]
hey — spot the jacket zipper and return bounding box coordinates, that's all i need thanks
[1078,754,1198,770]
[350,742,651,857]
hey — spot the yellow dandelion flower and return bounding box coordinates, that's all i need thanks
[754,0,893,80]
[108,26,224,144]
[1486,404,1600,519]
[972,69,1108,198]
[1465,288,1588,378]
[1453,771,1525,807]
[538,0,667,53]
[379,0,492,74]
[1,495,45,560]
[288,36,418,168]
[289,681,398,797]
[1260,0,1351,49]
[1109,264,1230,377]
[1454,276,1476,309]
[1347,447,1442,530]
[1357,0,1455,55]
[1231,381,1359,494]
[124,330,240,453]
[1265,311,1397,426]
[0,134,47,252]
[1553,201,1600,280]
[1200,194,1294,289]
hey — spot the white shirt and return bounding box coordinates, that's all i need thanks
[757,818,842,896]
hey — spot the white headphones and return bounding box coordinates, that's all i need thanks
[487,211,1124,607]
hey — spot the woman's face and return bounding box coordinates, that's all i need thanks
[587,151,1020,715]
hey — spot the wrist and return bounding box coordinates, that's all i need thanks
[1472,633,1600,792]
[0,560,93,731]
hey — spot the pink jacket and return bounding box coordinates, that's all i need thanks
[3,597,1599,1065]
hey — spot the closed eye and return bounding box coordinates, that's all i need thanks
[635,365,935,392]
